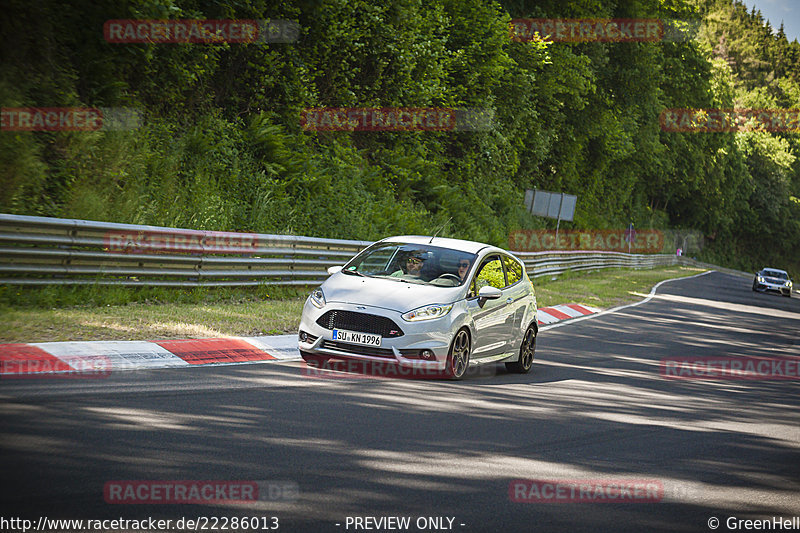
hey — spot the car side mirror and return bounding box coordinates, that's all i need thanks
[327,265,343,275]
[478,286,502,306]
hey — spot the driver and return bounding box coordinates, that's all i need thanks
[391,250,427,279]
[457,258,471,281]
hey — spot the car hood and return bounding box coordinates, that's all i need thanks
[322,273,464,313]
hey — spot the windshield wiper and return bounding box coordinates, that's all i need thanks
[342,269,368,277]
[394,277,427,285]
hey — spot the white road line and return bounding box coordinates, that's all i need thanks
[539,270,713,332]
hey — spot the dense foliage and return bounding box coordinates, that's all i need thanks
[1,0,798,272]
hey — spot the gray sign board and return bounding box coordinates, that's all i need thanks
[525,189,576,221]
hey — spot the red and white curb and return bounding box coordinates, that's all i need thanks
[0,336,299,377]
[1,303,601,377]
[537,304,601,325]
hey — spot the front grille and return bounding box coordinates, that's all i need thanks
[316,310,404,337]
[321,340,396,358]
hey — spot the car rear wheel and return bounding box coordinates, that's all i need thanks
[300,351,330,368]
[506,325,536,374]
[445,329,470,380]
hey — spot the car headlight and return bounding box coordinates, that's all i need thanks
[402,304,453,322]
[786,281,792,287]
[758,277,765,283]
[309,287,326,308]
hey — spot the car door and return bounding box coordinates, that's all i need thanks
[501,254,530,348]
[466,255,510,359]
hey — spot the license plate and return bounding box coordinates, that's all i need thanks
[332,329,382,347]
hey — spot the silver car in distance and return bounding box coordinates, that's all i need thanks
[752,268,793,297]
[298,236,538,379]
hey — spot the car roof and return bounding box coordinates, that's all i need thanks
[379,235,502,255]
[761,268,788,274]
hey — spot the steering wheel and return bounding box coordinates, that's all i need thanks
[436,273,462,283]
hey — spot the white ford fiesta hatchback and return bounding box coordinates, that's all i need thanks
[298,236,538,379]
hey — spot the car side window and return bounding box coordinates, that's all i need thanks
[366,249,397,272]
[502,255,523,287]
[469,256,505,298]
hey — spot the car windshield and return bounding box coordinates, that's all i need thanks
[763,270,788,279]
[343,242,478,287]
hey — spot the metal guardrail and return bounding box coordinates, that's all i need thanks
[514,250,679,278]
[0,214,690,287]
[0,214,372,287]
[679,258,752,278]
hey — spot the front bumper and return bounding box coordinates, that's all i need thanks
[298,300,454,371]
[754,280,792,295]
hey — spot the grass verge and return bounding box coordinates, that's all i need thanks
[0,286,312,343]
[533,265,707,309]
[0,266,707,343]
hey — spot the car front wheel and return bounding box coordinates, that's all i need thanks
[445,329,471,380]
[506,325,536,374]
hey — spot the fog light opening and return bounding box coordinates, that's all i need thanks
[420,350,434,360]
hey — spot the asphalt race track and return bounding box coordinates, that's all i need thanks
[1,271,798,533]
